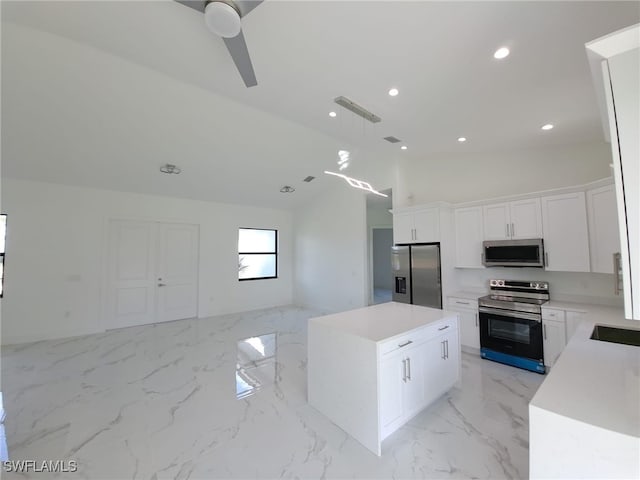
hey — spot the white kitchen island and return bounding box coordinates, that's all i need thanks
[308,302,460,455]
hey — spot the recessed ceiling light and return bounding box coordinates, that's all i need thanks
[458,137,467,143]
[329,111,337,118]
[541,124,554,130]
[280,185,295,193]
[388,88,399,97]
[494,47,510,59]
[400,145,408,150]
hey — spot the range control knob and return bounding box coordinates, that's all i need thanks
[499,280,505,287]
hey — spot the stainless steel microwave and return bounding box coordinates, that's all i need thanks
[482,239,545,268]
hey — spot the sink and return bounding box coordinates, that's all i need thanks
[590,325,640,347]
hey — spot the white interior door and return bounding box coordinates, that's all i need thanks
[108,220,199,329]
[108,220,157,329]
[156,223,199,323]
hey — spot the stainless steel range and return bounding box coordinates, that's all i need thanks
[478,279,549,374]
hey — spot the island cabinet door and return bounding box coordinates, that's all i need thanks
[424,328,459,405]
[379,352,404,434]
[402,346,426,417]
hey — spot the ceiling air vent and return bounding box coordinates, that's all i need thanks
[303,176,315,183]
[383,136,401,144]
[334,96,382,123]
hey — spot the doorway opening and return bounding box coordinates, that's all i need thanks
[366,189,393,305]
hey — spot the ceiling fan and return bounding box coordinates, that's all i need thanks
[175,0,264,87]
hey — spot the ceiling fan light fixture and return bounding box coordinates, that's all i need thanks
[204,1,242,38]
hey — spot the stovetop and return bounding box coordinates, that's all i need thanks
[480,294,548,306]
[478,279,550,315]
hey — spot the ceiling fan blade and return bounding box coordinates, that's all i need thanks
[174,0,207,14]
[223,30,258,87]
[234,0,264,17]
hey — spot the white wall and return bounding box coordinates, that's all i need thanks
[394,142,613,207]
[1,178,293,344]
[454,268,622,306]
[293,185,368,313]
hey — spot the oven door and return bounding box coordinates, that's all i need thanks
[479,306,543,362]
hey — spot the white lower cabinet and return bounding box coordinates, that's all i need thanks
[446,296,480,351]
[424,328,460,406]
[379,321,459,441]
[541,308,567,368]
[565,310,586,340]
[380,344,427,435]
[308,307,460,456]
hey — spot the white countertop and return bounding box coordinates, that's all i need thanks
[531,303,640,438]
[309,302,456,343]
[447,289,486,301]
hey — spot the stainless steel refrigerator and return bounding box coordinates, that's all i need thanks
[391,244,442,309]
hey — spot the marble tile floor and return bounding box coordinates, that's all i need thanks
[1,306,544,479]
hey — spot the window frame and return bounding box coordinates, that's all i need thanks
[238,227,278,281]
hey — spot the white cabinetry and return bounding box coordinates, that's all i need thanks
[587,184,620,274]
[483,198,543,240]
[587,27,639,319]
[541,307,588,366]
[308,304,460,456]
[454,207,484,268]
[541,192,591,272]
[446,296,480,351]
[379,320,459,440]
[393,207,439,244]
[542,316,566,368]
[565,310,587,340]
[424,328,459,405]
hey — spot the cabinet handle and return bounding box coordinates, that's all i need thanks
[398,340,413,348]
[438,325,449,331]
[406,357,411,380]
[455,301,470,306]
[475,313,478,327]
[446,340,450,359]
[506,223,509,237]
[545,252,549,267]
[441,341,445,359]
[543,324,547,340]
[402,359,407,382]
[613,253,621,295]
[511,223,515,237]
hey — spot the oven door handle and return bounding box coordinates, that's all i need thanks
[478,306,542,323]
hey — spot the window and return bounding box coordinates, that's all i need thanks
[238,228,277,280]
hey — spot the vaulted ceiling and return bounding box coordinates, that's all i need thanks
[2,1,638,208]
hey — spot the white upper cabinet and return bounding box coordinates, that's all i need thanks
[413,208,440,243]
[454,207,484,268]
[393,212,414,244]
[483,203,510,240]
[510,198,544,239]
[541,192,591,272]
[587,184,620,274]
[393,207,440,244]
[587,25,639,319]
[483,199,543,240]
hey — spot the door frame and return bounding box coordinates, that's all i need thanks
[368,225,394,305]
[102,217,200,331]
